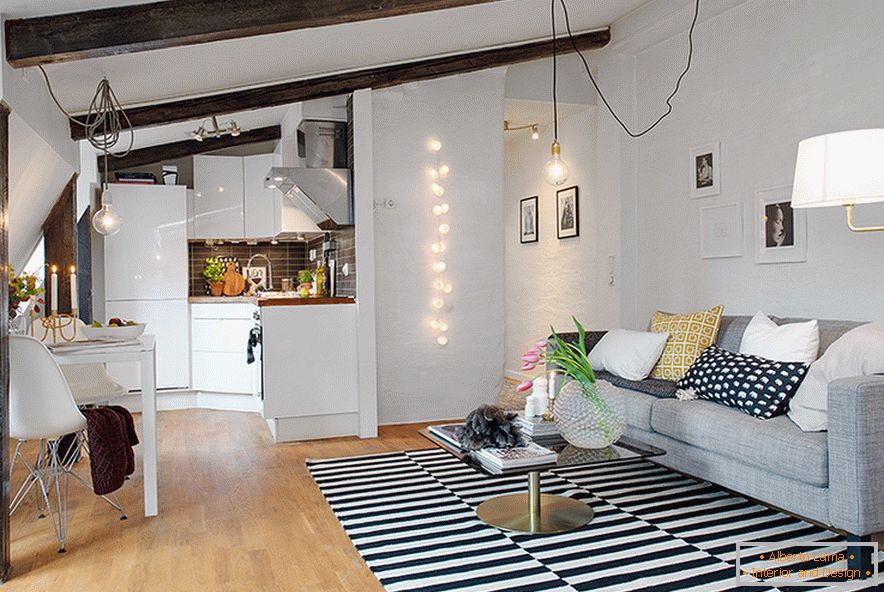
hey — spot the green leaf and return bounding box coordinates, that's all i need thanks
[573,316,587,355]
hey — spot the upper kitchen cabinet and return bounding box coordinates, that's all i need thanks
[244,153,281,238]
[191,153,281,239]
[192,155,245,239]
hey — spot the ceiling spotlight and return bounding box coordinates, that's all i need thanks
[191,116,243,142]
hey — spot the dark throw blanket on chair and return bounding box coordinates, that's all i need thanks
[81,407,139,495]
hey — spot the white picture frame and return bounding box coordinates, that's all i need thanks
[699,202,742,259]
[690,142,721,198]
[755,184,807,264]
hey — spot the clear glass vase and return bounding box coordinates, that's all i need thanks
[554,379,625,448]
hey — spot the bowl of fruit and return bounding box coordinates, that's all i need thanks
[81,318,146,340]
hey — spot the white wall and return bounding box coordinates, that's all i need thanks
[504,105,622,377]
[373,70,506,424]
[624,0,884,324]
[7,113,77,269]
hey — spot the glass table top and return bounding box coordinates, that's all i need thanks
[420,428,666,477]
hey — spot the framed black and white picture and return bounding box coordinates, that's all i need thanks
[690,142,721,198]
[556,186,579,239]
[519,196,538,243]
[699,202,742,259]
[755,185,806,264]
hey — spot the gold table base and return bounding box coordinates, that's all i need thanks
[476,471,594,534]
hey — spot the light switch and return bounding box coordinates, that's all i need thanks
[342,263,350,276]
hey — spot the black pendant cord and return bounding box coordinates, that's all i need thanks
[558,0,702,138]
[550,0,559,140]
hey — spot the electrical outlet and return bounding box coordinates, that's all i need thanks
[309,249,316,261]
[342,263,350,276]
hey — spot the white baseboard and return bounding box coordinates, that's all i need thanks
[270,412,359,443]
[115,390,262,414]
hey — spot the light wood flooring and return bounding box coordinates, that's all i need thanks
[6,409,435,592]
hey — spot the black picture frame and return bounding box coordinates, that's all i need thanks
[556,186,579,239]
[519,196,538,244]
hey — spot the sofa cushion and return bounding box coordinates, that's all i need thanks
[600,382,657,431]
[676,345,809,419]
[649,305,724,381]
[650,398,828,487]
[596,371,677,399]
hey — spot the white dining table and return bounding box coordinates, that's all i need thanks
[49,335,159,517]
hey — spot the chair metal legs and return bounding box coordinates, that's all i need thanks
[9,433,127,552]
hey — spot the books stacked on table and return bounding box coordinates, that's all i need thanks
[115,172,158,184]
[472,442,557,471]
[515,415,560,440]
[427,424,463,449]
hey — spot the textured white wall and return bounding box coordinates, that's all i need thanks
[504,106,621,377]
[623,0,884,324]
[373,70,507,424]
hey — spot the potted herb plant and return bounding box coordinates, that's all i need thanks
[297,269,314,297]
[203,257,225,297]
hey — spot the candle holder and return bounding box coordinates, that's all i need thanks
[30,310,79,344]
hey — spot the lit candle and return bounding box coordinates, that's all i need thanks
[50,265,58,314]
[70,266,78,312]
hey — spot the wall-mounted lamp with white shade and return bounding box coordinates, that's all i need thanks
[791,129,884,232]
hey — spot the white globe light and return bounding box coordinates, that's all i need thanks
[438,165,450,177]
[432,261,446,273]
[433,279,445,290]
[432,297,444,309]
[430,319,440,329]
[429,140,442,151]
[437,335,449,346]
[438,322,449,332]
[438,223,450,235]
[440,203,449,214]
[428,168,440,179]
[432,205,443,216]
[92,202,122,236]
[443,284,453,294]
[543,140,570,186]
[431,183,445,197]
[431,242,444,254]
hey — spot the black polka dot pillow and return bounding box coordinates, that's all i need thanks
[676,345,809,419]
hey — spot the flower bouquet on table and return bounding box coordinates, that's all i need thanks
[518,317,625,449]
[8,268,44,333]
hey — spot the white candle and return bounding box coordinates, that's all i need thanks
[50,266,58,314]
[70,266,78,312]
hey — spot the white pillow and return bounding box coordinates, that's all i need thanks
[788,322,884,431]
[739,311,819,363]
[587,329,669,381]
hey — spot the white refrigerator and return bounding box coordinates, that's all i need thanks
[104,184,190,390]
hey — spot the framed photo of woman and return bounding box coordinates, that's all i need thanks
[755,184,806,264]
[519,196,538,243]
[690,142,721,198]
[556,186,579,239]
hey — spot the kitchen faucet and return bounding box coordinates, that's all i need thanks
[246,253,273,291]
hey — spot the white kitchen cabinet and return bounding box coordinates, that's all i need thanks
[192,155,245,238]
[244,154,281,238]
[191,303,259,395]
[261,304,358,440]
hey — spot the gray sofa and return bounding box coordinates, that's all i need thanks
[560,315,883,570]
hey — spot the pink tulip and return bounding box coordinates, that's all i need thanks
[521,353,540,363]
[520,362,536,371]
[535,338,548,348]
[517,379,533,392]
[527,347,541,356]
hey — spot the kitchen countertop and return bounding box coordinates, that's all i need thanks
[257,296,355,307]
[188,295,355,306]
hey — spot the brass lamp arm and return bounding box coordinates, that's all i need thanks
[845,203,884,232]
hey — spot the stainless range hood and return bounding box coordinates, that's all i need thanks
[265,167,353,233]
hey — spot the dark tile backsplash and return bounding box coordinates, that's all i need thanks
[188,230,356,298]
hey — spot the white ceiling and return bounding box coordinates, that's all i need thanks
[25,0,646,111]
[3,0,648,150]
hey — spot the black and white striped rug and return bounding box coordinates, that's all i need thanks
[308,449,882,592]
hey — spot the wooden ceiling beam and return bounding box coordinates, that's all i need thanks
[101,125,281,173]
[4,0,501,68]
[70,28,610,140]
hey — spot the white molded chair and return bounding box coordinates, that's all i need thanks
[8,335,125,552]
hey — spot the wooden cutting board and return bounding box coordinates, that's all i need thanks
[222,262,246,296]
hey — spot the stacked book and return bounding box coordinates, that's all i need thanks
[515,415,561,442]
[115,172,158,184]
[427,423,557,471]
[472,442,557,471]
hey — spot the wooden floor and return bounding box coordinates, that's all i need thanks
[6,409,435,591]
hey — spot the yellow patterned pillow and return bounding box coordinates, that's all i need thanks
[649,305,724,381]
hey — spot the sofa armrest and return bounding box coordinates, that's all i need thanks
[548,330,607,354]
[827,375,884,535]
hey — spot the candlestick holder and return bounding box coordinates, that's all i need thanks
[30,310,79,344]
